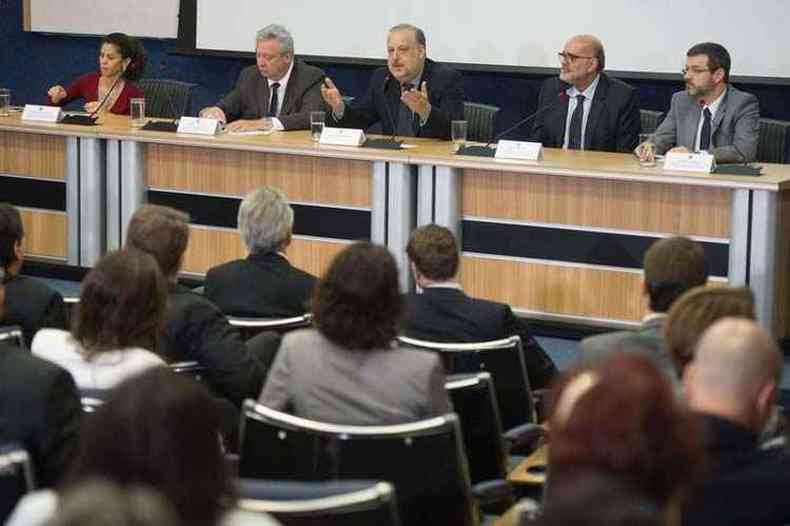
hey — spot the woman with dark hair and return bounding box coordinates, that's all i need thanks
[31,249,166,389]
[47,32,146,115]
[6,369,278,526]
[259,241,450,425]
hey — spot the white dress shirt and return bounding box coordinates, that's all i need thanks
[694,87,726,152]
[563,74,601,150]
[270,59,295,131]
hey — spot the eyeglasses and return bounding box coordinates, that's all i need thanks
[558,52,595,64]
[682,67,712,76]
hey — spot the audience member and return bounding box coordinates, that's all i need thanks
[0,202,67,346]
[205,187,317,318]
[31,249,165,390]
[579,236,708,382]
[403,224,557,389]
[125,204,277,406]
[682,318,790,526]
[260,241,451,424]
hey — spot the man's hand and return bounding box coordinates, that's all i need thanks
[320,78,344,114]
[199,106,227,123]
[668,146,691,154]
[225,118,269,132]
[401,81,431,122]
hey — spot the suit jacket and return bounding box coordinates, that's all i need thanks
[1,275,67,347]
[332,58,465,140]
[217,60,327,130]
[205,252,317,318]
[0,343,81,488]
[259,328,451,425]
[683,414,790,526]
[654,85,760,163]
[531,73,641,153]
[403,287,557,389]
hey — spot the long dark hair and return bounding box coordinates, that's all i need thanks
[102,32,146,81]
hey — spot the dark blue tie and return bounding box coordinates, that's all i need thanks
[700,107,712,151]
[397,83,416,137]
[568,94,585,150]
[268,82,280,117]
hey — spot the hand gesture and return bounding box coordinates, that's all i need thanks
[83,101,101,114]
[199,106,227,123]
[48,85,67,103]
[320,77,344,114]
[401,81,431,120]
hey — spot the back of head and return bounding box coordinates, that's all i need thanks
[0,202,23,277]
[313,241,403,350]
[103,32,146,81]
[73,248,166,355]
[665,286,755,373]
[406,224,459,281]
[238,187,294,254]
[643,236,708,313]
[125,205,190,279]
[66,368,229,526]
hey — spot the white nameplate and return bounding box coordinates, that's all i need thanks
[22,105,63,123]
[494,140,544,161]
[664,151,715,173]
[177,116,220,135]
[319,127,366,147]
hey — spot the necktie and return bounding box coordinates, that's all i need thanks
[268,82,280,117]
[396,83,417,137]
[567,94,585,150]
[700,107,712,151]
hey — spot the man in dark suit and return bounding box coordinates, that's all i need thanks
[532,34,640,152]
[205,187,317,317]
[402,224,557,389]
[200,24,326,131]
[642,42,760,164]
[321,24,464,140]
[682,318,790,526]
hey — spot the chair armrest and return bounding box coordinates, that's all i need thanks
[504,423,544,455]
[471,479,514,507]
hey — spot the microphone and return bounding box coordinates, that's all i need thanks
[363,73,404,150]
[140,86,184,133]
[457,89,569,157]
[60,66,128,126]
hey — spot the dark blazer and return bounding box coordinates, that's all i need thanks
[403,287,557,389]
[217,60,327,130]
[205,252,317,318]
[531,73,641,152]
[160,283,279,406]
[683,414,790,526]
[332,58,465,140]
[0,343,81,488]
[1,275,67,347]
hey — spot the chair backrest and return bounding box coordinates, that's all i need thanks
[0,444,35,524]
[79,387,108,414]
[640,109,664,134]
[228,314,313,340]
[136,78,197,118]
[446,373,508,484]
[169,360,206,382]
[63,296,79,329]
[464,102,500,142]
[757,118,790,163]
[398,335,536,430]
[0,326,24,348]
[239,402,476,526]
[237,479,401,526]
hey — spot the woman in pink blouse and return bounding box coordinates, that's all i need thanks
[47,33,146,115]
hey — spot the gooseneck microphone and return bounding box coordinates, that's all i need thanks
[362,73,404,150]
[60,66,128,126]
[140,86,184,133]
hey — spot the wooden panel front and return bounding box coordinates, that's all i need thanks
[463,170,731,238]
[182,226,348,276]
[20,209,67,259]
[0,131,66,180]
[145,144,372,208]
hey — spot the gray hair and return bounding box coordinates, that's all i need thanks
[238,187,294,254]
[255,24,294,56]
[389,23,426,47]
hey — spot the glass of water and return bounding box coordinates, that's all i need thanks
[310,111,326,142]
[0,88,10,117]
[130,98,146,127]
[451,120,467,152]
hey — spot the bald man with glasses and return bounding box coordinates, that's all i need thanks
[531,34,641,153]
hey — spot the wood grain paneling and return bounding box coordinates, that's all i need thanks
[145,144,372,208]
[0,131,66,180]
[20,209,67,258]
[182,226,349,276]
[462,170,731,238]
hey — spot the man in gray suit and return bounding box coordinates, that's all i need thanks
[200,24,326,132]
[578,236,708,382]
[640,42,760,164]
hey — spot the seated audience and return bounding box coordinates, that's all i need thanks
[126,204,277,406]
[205,187,317,318]
[6,369,278,526]
[682,318,790,526]
[47,33,146,115]
[579,236,708,383]
[31,249,165,390]
[260,241,451,424]
[402,224,557,389]
[0,202,67,346]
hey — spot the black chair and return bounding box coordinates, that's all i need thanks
[237,479,401,526]
[464,102,500,142]
[0,326,24,348]
[136,78,198,118]
[63,296,79,329]
[238,402,476,526]
[757,118,790,163]
[639,109,664,134]
[398,335,536,430]
[79,387,107,414]
[0,444,35,523]
[169,360,206,382]
[228,313,312,340]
